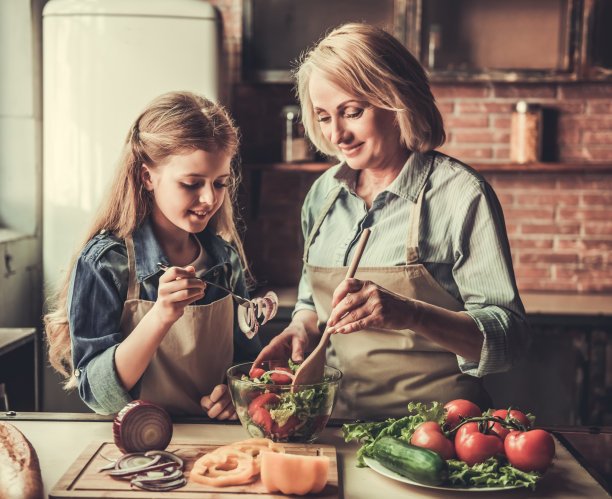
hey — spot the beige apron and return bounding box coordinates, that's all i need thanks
[119,236,234,415]
[305,184,490,419]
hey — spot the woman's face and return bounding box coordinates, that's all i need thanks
[308,74,407,172]
[142,148,231,237]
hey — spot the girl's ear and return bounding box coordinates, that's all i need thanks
[141,164,154,191]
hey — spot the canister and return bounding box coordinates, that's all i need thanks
[510,101,542,164]
[281,105,314,163]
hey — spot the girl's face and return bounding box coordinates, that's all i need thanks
[308,73,408,172]
[142,148,231,237]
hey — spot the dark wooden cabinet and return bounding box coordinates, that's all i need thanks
[0,328,39,412]
[242,0,612,83]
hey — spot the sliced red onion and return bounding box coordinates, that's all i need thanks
[131,477,187,491]
[145,450,183,467]
[113,400,173,453]
[237,303,258,338]
[237,291,278,337]
[132,468,184,483]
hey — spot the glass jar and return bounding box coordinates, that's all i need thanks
[281,105,314,163]
[510,101,542,164]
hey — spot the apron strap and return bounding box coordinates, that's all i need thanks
[406,182,426,265]
[304,185,343,261]
[124,235,140,300]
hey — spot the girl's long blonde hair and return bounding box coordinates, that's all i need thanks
[295,22,446,157]
[44,91,250,388]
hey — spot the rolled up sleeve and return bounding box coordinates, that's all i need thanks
[68,243,134,414]
[452,180,531,376]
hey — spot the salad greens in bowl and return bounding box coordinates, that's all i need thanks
[227,361,342,443]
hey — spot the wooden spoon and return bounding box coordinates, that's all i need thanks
[291,228,371,390]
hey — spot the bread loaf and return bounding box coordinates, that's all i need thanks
[0,421,43,499]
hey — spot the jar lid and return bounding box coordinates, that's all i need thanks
[515,101,539,113]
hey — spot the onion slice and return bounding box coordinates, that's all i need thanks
[237,291,279,337]
[113,400,173,453]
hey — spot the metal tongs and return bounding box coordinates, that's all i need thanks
[157,262,279,338]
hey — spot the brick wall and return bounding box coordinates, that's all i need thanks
[210,1,612,295]
[434,82,612,164]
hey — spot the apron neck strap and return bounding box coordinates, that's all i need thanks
[304,185,342,261]
[406,183,426,264]
[304,178,427,266]
[124,235,140,300]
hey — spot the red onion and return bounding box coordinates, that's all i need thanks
[237,291,279,337]
[113,400,173,453]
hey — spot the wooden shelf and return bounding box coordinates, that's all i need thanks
[472,162,612,173]
[244,162,333,173]
[245,161,612,174]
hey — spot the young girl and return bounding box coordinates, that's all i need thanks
[44,91,261,417]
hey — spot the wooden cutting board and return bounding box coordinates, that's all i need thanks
[49,440,339,498]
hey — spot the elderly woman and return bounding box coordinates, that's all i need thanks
[255,23,529,419]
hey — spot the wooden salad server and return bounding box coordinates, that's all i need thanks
[291,228,371,390]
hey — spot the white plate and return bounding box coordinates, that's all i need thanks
[364,456,523,492]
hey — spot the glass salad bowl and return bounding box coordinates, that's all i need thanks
[227,361,342,443]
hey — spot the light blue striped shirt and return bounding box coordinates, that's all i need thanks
[295,151,530,377]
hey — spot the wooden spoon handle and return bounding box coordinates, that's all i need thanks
[318,227,372,346]
[346,228,371,279]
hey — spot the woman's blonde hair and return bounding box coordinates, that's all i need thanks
[44,90,250,388]
[295,22,445,157]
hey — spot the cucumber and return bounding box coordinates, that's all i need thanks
[371,436,448,486]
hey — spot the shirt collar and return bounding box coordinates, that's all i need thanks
[332,151,434,203]
[131,217,230,282]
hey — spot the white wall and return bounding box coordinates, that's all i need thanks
[0,0,87,412]
[0,0,43,325]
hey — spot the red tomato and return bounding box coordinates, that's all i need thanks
[269,367,293,385]
[250,367,266,379]
[444,399,482,431]
[455,422,504,466]
[488,409,530,441]
[411,421,456,460]
[248,393,280,434]
[505,429,555,473]
[272,415,300,439]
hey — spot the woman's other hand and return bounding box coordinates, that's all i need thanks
[251,310,318,370]
[152,265,206,326]
[200,384,237,420]
[327,278,415,334]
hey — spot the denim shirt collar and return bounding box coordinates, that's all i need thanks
[332,151,434,203]
[131,217,231,283]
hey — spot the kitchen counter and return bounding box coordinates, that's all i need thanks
[2,413,611,498]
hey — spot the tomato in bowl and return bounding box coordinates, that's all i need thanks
[227,361,342,443]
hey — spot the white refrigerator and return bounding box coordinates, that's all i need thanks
[42,0,222,291]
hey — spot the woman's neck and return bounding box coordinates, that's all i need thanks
[356,151,410,208]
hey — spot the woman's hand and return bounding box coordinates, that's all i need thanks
[251,310,318,370]
[326,278,484,361]
[152,265,206,327]
[327,278,417,334]
[200,384,237,420]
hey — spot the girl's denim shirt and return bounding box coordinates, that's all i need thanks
[66,218,261,415]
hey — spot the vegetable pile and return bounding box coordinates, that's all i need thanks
[189,437,330,495]
[228,361,337,442]
[106,400,186,491]
[343,399,556,490]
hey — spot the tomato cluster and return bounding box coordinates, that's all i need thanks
[410,399,555,473]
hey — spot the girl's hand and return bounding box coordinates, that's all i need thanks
[152,265,206,326]
[200,384,237,420]
[326,278,416,334]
